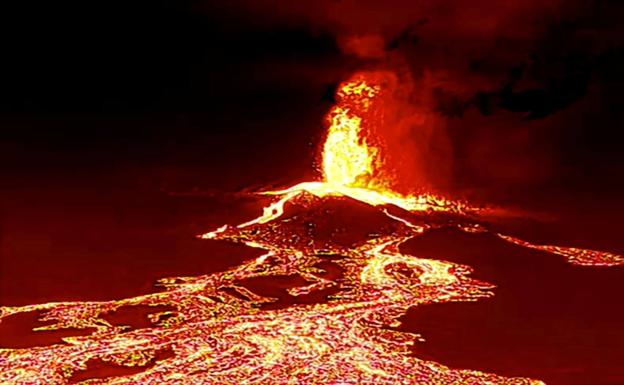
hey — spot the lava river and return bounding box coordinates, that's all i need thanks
[1,71,622,385]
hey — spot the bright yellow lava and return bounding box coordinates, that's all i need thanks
[319,72,462,211]
[322,76,381,188]
[1,71,621,385]
[253,72,470,223]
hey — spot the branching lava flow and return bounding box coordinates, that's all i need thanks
[1,71,622,385]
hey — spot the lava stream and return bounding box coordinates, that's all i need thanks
[1,71,622,385]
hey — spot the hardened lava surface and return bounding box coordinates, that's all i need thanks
[2,193,623,385]
[2,71,623,384]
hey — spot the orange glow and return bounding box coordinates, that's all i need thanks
[496,234,624,266]
[2,71,622,385]
[322,75,382,189]
[292,71,467,215]
[209,72,474,233]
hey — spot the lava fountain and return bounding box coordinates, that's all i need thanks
[1,71,622,385]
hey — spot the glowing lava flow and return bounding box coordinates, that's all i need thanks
[297,72,466,213]
[223,72,472,231]
[322,73,383,189]
[1,71,623,385]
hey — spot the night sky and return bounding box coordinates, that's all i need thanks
[2,2,624,383]
[2,0,624,202]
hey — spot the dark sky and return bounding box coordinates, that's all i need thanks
[2,5,624,383]
[1,0,624,202]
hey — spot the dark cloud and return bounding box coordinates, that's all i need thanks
[2,0,623,200]
[208,0,624,198]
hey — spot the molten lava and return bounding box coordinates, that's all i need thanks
[247,71,470,223]
[322,73,382,189]
[1,71,622,385]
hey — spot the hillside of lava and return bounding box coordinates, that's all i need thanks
[1,71,623,385]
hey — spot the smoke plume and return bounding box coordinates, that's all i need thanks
[208,0,624,199]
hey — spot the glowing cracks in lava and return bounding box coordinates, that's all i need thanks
[0,203,546,385]
[497,234,624,266]
[457,223,624,267]
[2,71,622,385]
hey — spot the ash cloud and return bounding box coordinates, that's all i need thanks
[209,0,624,199]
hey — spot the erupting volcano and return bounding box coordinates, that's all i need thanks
[1,71,622,385]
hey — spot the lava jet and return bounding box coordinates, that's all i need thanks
[1,71,622,385]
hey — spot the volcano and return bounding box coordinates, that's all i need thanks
[1,72,623,385]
